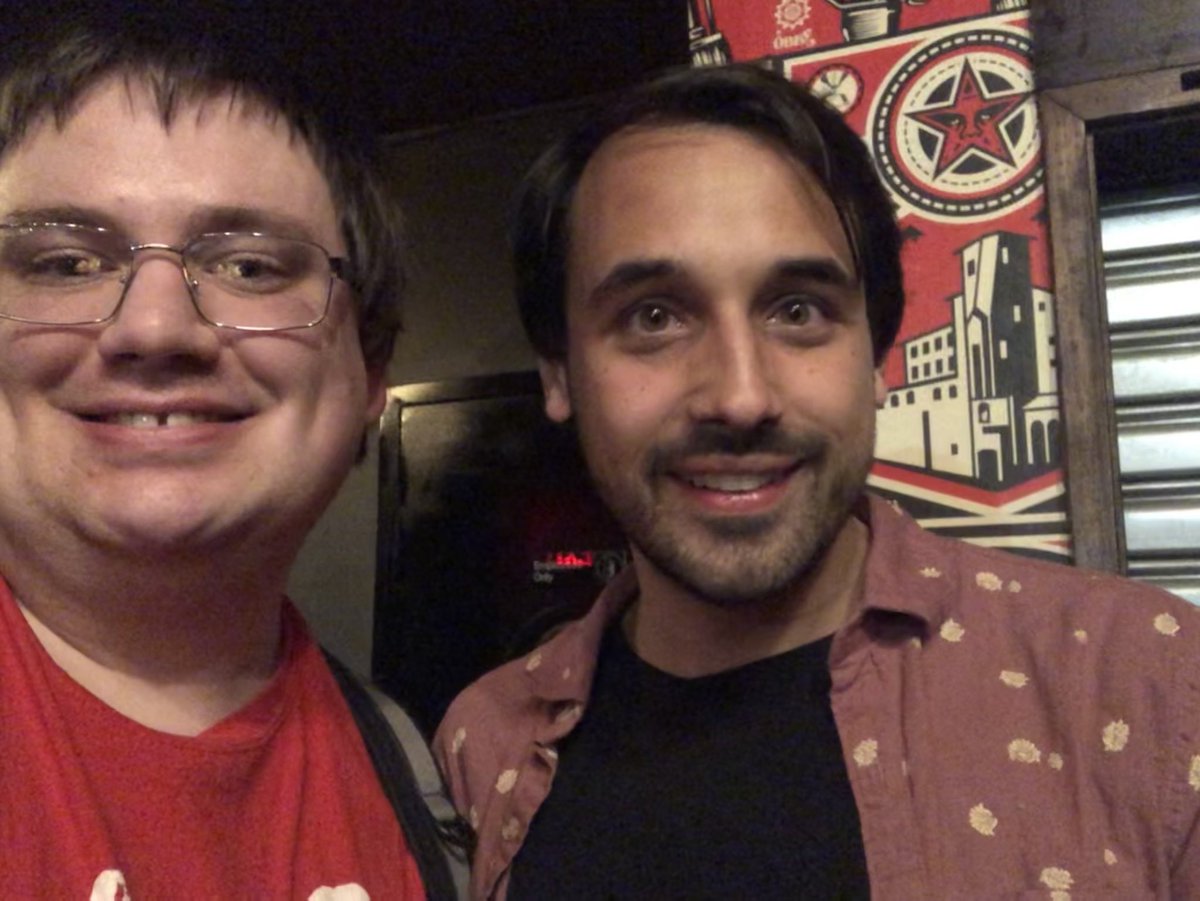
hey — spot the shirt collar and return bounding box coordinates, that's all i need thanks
[858,492,953,630]
[522,564,638,705]
[518,492,951,705]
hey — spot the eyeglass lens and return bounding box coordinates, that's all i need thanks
[0,225,332,329]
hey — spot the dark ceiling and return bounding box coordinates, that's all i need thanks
[2,1,686,137]
[325,1,687,134]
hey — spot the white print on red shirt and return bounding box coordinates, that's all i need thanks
[90,871,129,901]
[89,870,371,900]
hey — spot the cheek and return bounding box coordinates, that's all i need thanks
[789,355,880,435]
[235,330,372,444]
[571,363,670,457]
[0,331,90,407]
[318,330,377,424]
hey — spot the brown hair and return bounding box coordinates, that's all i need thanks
[513,64,904,364]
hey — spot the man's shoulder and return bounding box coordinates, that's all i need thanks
[870,495,1198,635]
[859,508,1200,893]
[436,567,637,747]
[947,528,1195,630]
[439,650,545,736]
[430,616,589,843]
[435,625,563,759]
[885,511,1200,696]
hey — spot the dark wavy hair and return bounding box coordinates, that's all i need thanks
[513,63,904,364]
[0,17,404,370]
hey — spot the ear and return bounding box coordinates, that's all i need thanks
[873,366,888,408]
[538,357,572,423]
[364,364,389,424]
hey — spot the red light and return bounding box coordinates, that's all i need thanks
[551,550,594,569]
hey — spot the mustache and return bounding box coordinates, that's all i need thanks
[649,422,829,469]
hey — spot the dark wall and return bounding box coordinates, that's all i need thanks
[382,102,592,387]
[1031,0,1200,89]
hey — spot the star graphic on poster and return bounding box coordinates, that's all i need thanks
[907,59,1027,179]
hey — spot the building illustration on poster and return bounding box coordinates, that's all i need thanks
[823,0,1030,45]
[690,0,1067,559]
[875,231,1059,487]
[688,0,733,66]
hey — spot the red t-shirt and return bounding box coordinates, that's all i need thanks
[0,580,426,899]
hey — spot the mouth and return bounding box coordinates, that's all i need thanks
[681,470,792,493]
[671,452,807,495]
[80,411,243,429]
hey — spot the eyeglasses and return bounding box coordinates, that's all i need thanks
[0,222,350,331]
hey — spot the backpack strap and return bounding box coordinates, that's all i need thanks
[324,651,471,900]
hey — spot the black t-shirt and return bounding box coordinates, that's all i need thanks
[507,626,870,899]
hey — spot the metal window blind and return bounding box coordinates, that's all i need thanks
[1100,187,1200,604]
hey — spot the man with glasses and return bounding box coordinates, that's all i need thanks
[0,19,457,899]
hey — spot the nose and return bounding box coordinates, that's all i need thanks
[688,317,782,429]
[95,250,221,365]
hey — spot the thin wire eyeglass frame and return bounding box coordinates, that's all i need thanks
[0,222,350,332]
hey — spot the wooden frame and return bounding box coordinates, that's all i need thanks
[1039,65,1200,572]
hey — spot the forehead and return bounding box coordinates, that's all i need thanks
[0,76,340,246]
[567,123,854,285]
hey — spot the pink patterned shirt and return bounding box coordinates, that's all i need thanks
[436,494,1200,899]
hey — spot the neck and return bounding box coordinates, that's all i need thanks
[625,514,869,678]
[5,543,292,736]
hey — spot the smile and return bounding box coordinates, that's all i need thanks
[683,471,789,493]
[83,412,237,429]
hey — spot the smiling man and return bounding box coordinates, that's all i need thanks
[0,22,458,900]
[435,65,1200,899]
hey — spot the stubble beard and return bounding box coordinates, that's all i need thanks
[593,425,874,609]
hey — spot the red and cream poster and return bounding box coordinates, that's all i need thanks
[690,0,1067,560]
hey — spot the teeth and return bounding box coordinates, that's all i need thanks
[107,412,219,428]
[114,413,160,429]
[686,472,779,492]
[163,412,212,428]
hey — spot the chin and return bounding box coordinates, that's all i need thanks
[672,552,824,608]
[633,522,827,607]
[636,490,858,608]
[77,496,251,554]
[95,518,231,555]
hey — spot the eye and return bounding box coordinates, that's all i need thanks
[1,227,119,286]
[977,102,1009,125]
[191,235,315,295]
[628,302,678,333]
[612,299,687,352]
[210,254,289,286]
[26,249,109,281]
[766,294,836,345]
[770,297,822,326]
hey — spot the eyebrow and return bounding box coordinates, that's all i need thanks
[1,204,323,244]
[587,259,682,301]
[3,206,123,231]
[183,206,322,243]
[773,257,858,288]
[586,255,858,302]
